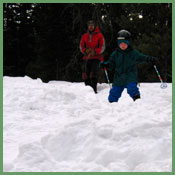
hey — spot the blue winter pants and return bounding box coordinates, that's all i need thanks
[108,82,140,102]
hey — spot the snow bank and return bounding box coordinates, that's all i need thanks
[3,76,172,172]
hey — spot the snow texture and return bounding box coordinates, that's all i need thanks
[3,76,172,172]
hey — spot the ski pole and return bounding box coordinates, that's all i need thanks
[153,65,167,89]
[104,67,111,89]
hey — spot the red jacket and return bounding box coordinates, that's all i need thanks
[80,26,105,61]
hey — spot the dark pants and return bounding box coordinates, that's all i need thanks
[108,82,140,102]
[82,59,100,93]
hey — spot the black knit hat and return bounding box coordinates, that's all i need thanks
[87,20,96,26]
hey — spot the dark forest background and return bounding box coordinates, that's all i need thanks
[3,3,172,83]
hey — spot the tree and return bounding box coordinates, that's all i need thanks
[3,3,172,83]
[3,3,36,76]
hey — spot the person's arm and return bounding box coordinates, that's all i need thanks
[134,49,158,65]
[80,35,86,54]
[99,51,116,70]
[107,51,116,70]
[94,34,105,55]
[134,49,150,64]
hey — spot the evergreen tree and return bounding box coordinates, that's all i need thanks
[3,3,172,83]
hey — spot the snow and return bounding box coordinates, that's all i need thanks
[3,76,172,172]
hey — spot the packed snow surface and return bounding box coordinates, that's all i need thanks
[3,76,172,172]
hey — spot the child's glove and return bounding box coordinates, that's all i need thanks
[99,61,109,69]
[149,56,158,65]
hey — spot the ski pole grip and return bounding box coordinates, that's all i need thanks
[104,67,107,71]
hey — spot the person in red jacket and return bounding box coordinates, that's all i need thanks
[80,20,105,93]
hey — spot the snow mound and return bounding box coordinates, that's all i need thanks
[3,76,172,172]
